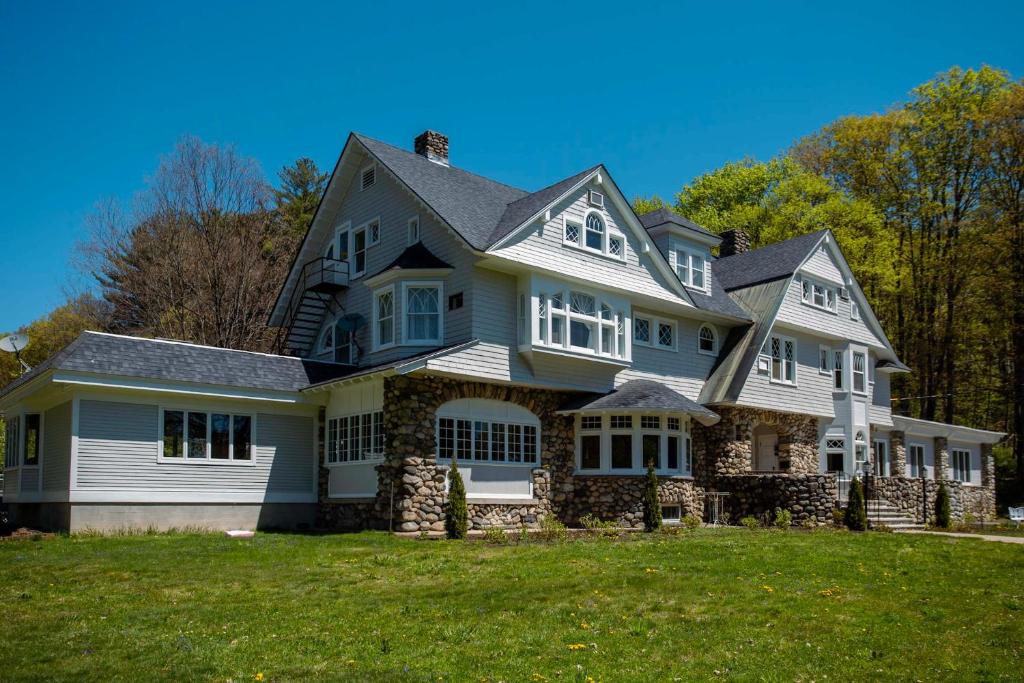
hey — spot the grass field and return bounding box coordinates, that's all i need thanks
[0,529,1021,682]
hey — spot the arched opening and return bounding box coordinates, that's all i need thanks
[752,423,782,471]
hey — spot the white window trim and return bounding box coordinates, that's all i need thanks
[407,215,420,245]
[697,323,718,356]
[573,413,691,476]
[560,210,626,262]
[157,408,257,466]
[851,301,860,321]
[325,410,386,466]
[800,275,838,314]
[333,221,351,265]
[6,412,44,471]
[762,333,798,386]
[349,218,380,278]
[851,350,868,395]
[435,402,541,467]
[674,246,710,294]
[951,448,972,484]
[535,286,628,360]
[360,163,376,191]
[633,314,677,352]
[372,285,396,351]
[818,345,831,375]
[401,280,445,346]
[907,442,927,478]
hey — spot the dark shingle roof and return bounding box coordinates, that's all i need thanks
[559,379,720,425]
[354,134,527,251]
[489,165,601,245]
[367,242,453,280]
[713,230,829,292]
[688,278,752,320]
[639,208,718,239]
[0,332,352,398]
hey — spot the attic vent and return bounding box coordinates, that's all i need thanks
[361,165,376,191]
[588,190,604,208]
[839,287,850,301]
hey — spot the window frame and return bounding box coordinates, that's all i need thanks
[819,345,831,375]
[560,209,627,262]
[435,414,539,467]
[800,276,838,313]
[573,412,690,476]
[633,314,677,353]
[907,442,926,478]
[852,351,867,395]
[157,408,256,466]
[407,215,420,245]
[360,163,376,191]
[951,448,972,483]
[401,280,445,345]
[698,324,718,356]
[325,410,386,466]
[674,247,709,292]
[761,333,797,386]
[372,285,396,351]
[535,286,626,359]
[22,412,41,467]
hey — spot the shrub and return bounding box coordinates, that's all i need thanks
[537,515,568,543]
[580,514,620,537]
[682,514,702,530]
[445,460,468,540]
[801,516,817,530]
[774,507,792,531]
[831,508,845,527]
[740,515,759,530]
[844,477,868,531]
[642,460,662,532]
[935,482,952,529]
[482,527,508,544]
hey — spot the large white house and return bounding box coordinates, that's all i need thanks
[0,131,1003,532]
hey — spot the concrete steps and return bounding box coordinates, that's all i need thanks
[865,499,924,531]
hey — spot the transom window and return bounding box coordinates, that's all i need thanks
[951,448,971,483]
[675,248,707,290]
[327,411,385,463]
[698,324,717,355]
[562,211,626,260]
[801,277,838,313]
[537,288,625,359]
[825,437,845,472]
[161,409,252,462]
[404,283,443,344]
[761,334,796,385]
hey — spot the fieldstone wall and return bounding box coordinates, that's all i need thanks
[933,437,949,480]
[693,405,819,484]
[981,443,994,488]
[890,430,907,474]
[467,468,551,529]
[869,476,996,523]
[714,473,837,524]
[564,476,704,528]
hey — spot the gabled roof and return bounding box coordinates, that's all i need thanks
[488,165,602,246]
[0,332,352,399]
[366,241,453,281]
[713,230,829,291]
[354,134,527,251]
[639,208,718,240]
[558,379,720,426]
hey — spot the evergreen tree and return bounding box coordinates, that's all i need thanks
[935,482,952,529]
[844,477,868,531]
[642,460,662,532]
[274,158,328,238]
[446,460,468,539]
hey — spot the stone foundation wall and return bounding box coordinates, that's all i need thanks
[693,405,820,484]
[714,473,838,524]
[869,477,996,523]
[564,476,704,528]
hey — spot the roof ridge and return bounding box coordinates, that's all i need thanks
[81,330,306,362]
[504,164,602,209]
[715,229,829,264]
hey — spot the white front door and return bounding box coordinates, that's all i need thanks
[756,434,778,471]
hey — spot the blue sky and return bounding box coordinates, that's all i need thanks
[1,0,1021,331]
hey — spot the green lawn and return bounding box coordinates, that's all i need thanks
[1,529,1021,682]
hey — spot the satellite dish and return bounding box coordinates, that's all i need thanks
[0,333,31,374]
[0,334,28,353]
[337,313,366,332]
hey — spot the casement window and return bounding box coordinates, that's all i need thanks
[562,212,625,260]
[437,417,538,465]
[825,437,845,472]
[403,282,443,344]
[698,324,718,355]
[801,277,837,313]
[852,352,867,394]
[633,315,675,351]
[951,448,971,483]
[907,443,925,478]
[407,216,420,245]
[819,346,830,374]
[326,411,385,464]
[833,350,844,390]
[634,317,650,345]
[575,412,688,475]
[3,416,19,468]
[537,289,625,358]
[762,334,796,385]
[675,249,707,290]
[160,410,253,462]
[360,164,376,190]
[373,287,395,349]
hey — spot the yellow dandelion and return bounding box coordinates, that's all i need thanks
[580,621,590,629]
[567,643,588,651]
[762,585,774,593]
[254,675,264,682]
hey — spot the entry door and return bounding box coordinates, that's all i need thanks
[756,434,778,471]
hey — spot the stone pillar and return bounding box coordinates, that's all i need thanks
[933,436,949,481]
[980,443,995,488]
[890,430,906,476]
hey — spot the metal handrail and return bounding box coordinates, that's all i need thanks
[281,257,349,351]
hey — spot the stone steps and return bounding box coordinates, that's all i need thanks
[865,498,924,530]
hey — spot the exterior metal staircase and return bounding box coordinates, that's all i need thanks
[866,498,923,531]
[280,257,349,356]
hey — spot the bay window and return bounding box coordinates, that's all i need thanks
[536,288,625,359]
[326,411,385,464]
[575,413,689,475]
[161,409,253,462]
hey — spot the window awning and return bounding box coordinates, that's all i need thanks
[558,380,720,426]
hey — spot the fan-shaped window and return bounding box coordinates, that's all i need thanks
[585,214,604,250]
[698,324,717,354]
[319,322,334,353]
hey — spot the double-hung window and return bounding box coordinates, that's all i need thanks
[161,410,253,462]
[951,448,971,483]
[819,346,830,374]
[373,287,395,349]
[585,213,604,250]
[852,352,866,393]
[675,249,706,290]
[698,324,717,355]
[3,416,19,468]
[908,444,925,478]
[763,334,796,385]
[404,283,443,344]
[326,411,385,464]
[833,350,844,390]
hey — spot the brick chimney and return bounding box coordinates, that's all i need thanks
[719,229,751,257]
[414,130,449,166]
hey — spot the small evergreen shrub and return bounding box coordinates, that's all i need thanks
[935,482,952,529]
[831,508,845,527]
[774,507,792,531]
[445,461,469,540]
[740,515,759,530]
[642,460,662,532]
[682,514,702,530]
[844,477,868,531]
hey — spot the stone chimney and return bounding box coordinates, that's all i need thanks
[719,229,751,257]
[414,130,449,166]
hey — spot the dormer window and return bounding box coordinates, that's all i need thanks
[801,277,837,313]
[675,248,707,291]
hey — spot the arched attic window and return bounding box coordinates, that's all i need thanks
[698,324,718,355]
